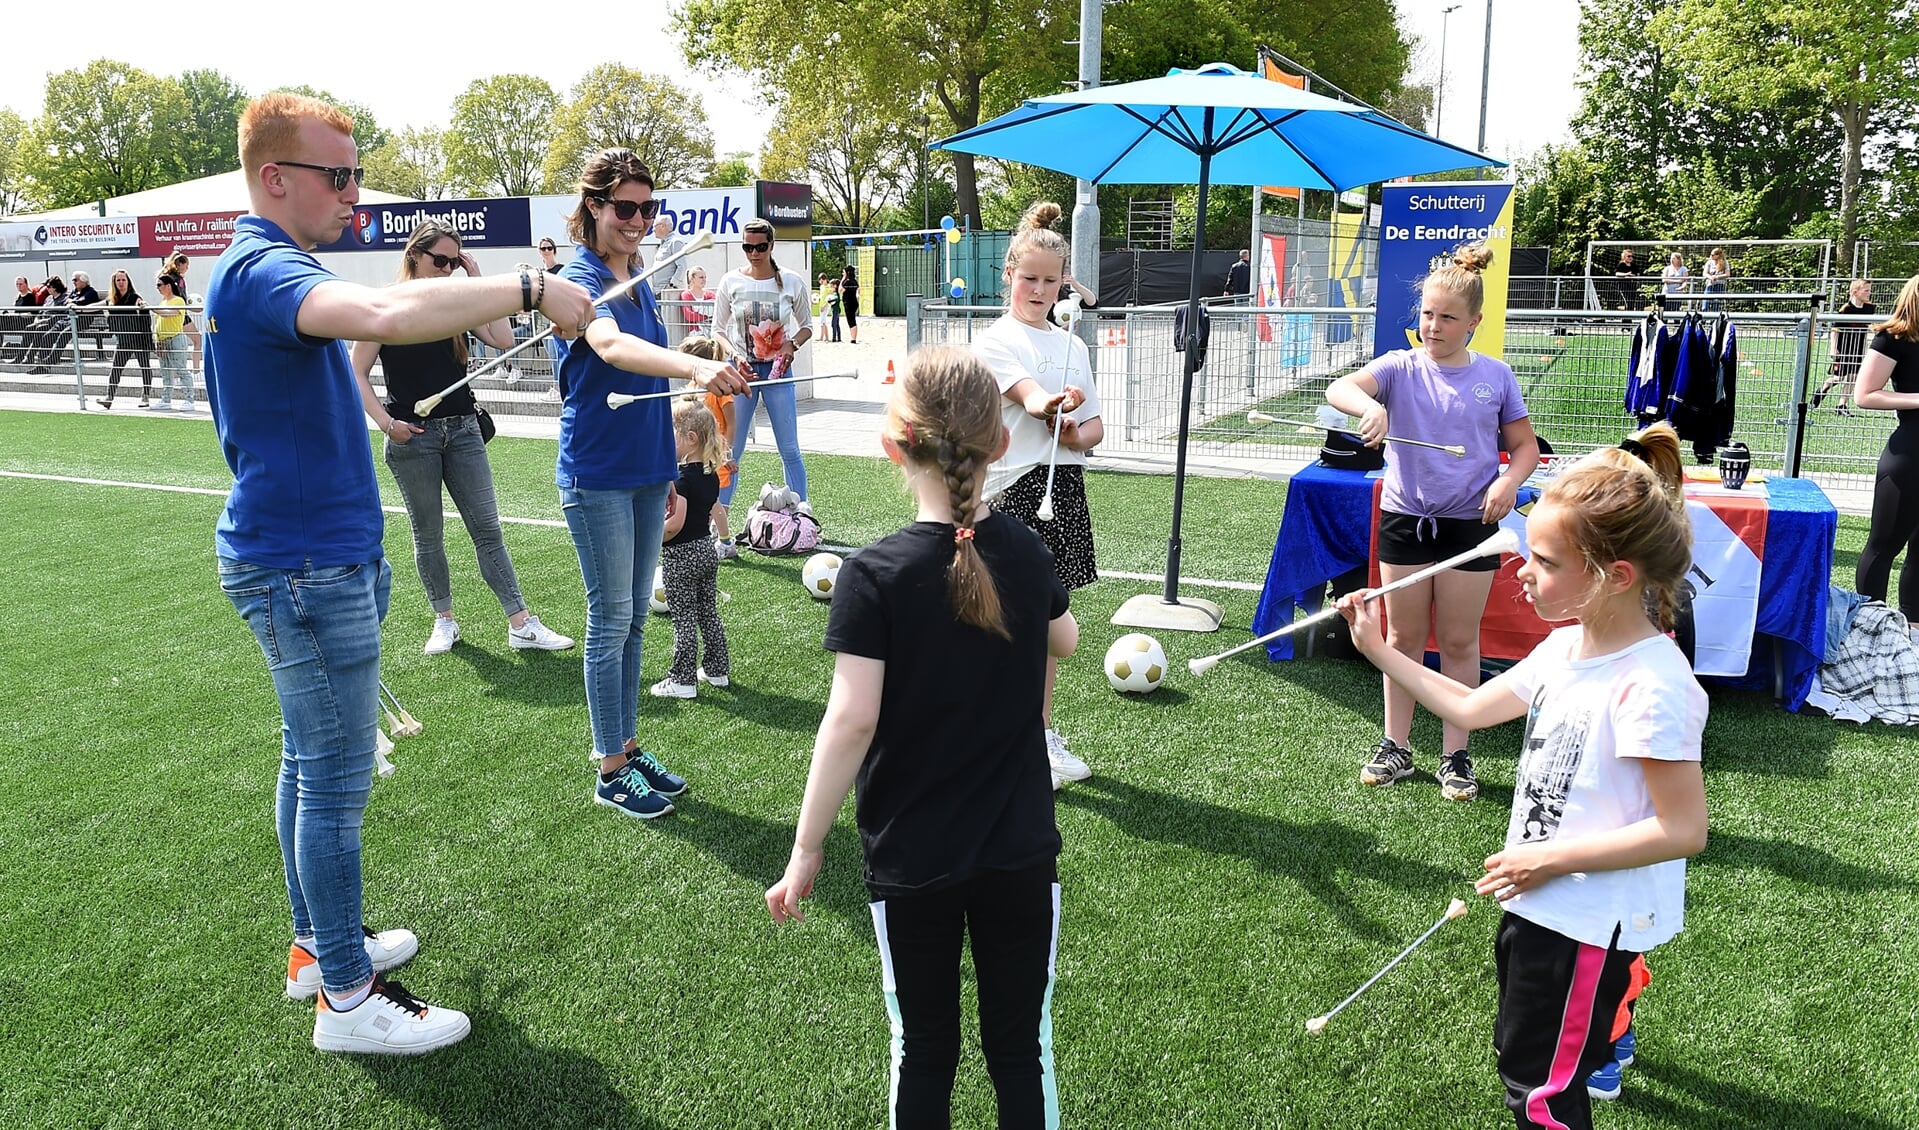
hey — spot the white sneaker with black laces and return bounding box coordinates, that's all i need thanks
[507,615,574,651]
[286,926,420,1000]
[423,617,460,655]
[313,976,470,1055]
[1045,729,1090,783]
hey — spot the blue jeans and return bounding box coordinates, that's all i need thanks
[720,360,807,505]
[560,483,668,757]
[543,334,567,388]
[383,414,525,618]
[156,335,190,404]
[218,555,391,994]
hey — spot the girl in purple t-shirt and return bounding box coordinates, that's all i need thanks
[1326,243,1540,803]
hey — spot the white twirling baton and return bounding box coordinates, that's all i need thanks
[413,231,716,416]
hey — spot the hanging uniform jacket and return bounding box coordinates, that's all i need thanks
[1709,321,1739,453]
[1666,314,1718,455]
[1624,311,1664,419]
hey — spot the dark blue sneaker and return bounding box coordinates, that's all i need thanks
[630,750,688,798]
[1586,1057,1622,1100]
[1613,1027,1635,1067]
[595,766,673,820]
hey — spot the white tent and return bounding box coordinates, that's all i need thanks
[8,170,414,221]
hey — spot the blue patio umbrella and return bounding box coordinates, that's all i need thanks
[934,63,1501,629]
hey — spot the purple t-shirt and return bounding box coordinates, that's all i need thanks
[1370,348,1528,520]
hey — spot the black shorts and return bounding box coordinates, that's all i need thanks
[1376,511,1502,573]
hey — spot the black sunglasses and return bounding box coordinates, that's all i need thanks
[277,161,365,191]
[416,248,463,270]
[593,196,662,223]
[742,241,771,253]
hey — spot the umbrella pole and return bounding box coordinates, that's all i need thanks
[1112,125,1222,633]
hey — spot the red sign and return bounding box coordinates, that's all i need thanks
[139,211,247,258]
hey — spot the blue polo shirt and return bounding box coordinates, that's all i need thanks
[556,245,678,490]
[205,215,383,567]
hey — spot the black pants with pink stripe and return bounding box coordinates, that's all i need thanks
[1494,913,1638,1130]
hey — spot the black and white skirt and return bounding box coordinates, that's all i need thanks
[994,464,1098,590]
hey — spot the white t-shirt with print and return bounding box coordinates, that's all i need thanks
[711,268,813,361]
[975,313,1103,500]
[1499,626,1707,952]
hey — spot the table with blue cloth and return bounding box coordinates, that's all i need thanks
[1250,462,1837,710]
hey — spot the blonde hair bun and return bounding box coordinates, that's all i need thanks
[1452,243,1495,274]
[1021,201,1063,232]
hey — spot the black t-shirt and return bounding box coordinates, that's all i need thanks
[666,461,719,547]
[1835,301,1877,360]
[379,338,473,421]
[1868,330,1919,433]
[824,515,1069,898]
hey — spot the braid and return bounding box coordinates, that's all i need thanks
[888,345,1011,640]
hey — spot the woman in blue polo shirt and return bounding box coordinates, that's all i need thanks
[557,147,750,822]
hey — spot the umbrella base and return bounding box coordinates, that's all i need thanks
[1110,593,1223,633]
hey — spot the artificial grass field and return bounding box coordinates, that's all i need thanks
[1,412,1914,1129]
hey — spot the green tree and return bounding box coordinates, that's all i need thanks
[269,86,388,154]
[445,75,559,196]
[679,0,1411,236]
[759,84,911,235]
[175,69,248,178]
[1656,0,1919,263]
[362,127,451,200]
[24,60,189,207]
[544,66,714,191]
[708,151,756,187]
[0,109,32,214]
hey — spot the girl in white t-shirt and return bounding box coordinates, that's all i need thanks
[1340,421,1708,1130]
[974,200,1104,789]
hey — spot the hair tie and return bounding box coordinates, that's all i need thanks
[1619,437,1648,460]
[953,526,975,545]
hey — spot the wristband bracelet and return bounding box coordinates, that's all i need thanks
[533,267,547,310]
[516,266,534,312]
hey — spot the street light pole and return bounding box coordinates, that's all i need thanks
[1436,4,1460,138]
[1477,0,1494,153]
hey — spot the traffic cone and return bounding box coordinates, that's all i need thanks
[882,360,896,384]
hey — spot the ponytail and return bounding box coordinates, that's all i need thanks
[1542,421,1692,631]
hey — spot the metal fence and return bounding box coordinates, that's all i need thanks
[912,299,1893,509]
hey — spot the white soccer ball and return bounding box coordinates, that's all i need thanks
[1104,633,1167,694]
[650,568,669,614]
[801,552,842,601]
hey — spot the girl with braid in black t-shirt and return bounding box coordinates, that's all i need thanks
[767,345,1080,1129]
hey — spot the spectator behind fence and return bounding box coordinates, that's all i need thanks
[1702,247,1730,310]
[3,276,39,365]
[24,276,70,372]
[536,237,567,402]
[1614,249,1641,311]
[1224,248,1251,300]
[95,270,154,409]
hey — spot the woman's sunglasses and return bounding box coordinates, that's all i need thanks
[593,196,663,223]
[416,249,463,270]
[277,161,365,192]
[742,241,771,253]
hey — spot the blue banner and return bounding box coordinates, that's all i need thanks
[318,197,533,253]
[1374,182,1515,360]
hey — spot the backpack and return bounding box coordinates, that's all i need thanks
[743,483,821,555]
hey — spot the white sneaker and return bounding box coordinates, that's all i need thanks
[286,926,420,1000]
[312,976,470,1055]
[507,615,574,651]
[1045,729,1091,783]
[714,538,739,561]
[698,666,729,687]
[504,366,521,384]
[541,386,562,402]
[650,677,697,699]
[423,617,460,655]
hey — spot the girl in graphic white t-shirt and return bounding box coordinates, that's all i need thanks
[974,200,1104,791]
[1340,421,1708,1130]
